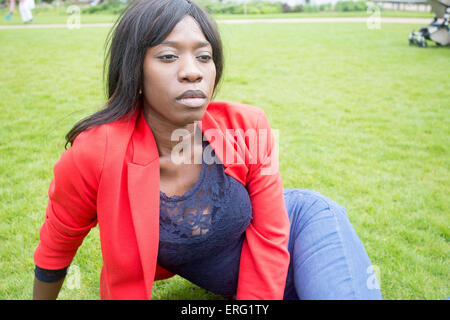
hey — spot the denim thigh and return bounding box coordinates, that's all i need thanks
[282,188,382,300]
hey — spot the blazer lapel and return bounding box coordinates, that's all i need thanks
[198,109,249,185]
[127,106,160,299]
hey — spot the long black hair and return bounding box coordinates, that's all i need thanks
[64,0,224,149]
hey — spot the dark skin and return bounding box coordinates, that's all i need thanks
[142,15,216,197]
[33,277,65,300]
[33,15,216,299]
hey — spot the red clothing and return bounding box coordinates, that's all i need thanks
[34,100,290,299]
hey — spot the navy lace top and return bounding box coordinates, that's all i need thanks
[157,135,253,297]
[35,132,253,298]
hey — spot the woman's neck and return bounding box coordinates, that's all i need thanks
[143,105,202,162]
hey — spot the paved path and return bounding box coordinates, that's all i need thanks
[0,17,431,30]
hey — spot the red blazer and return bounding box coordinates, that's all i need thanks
[34,100,290,299]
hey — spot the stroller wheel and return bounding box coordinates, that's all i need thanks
[417,37,427,48]
[408,31,416,46]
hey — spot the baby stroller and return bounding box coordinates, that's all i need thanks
[409,0,450,47]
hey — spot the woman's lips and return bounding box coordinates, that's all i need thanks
[176,97,207,108]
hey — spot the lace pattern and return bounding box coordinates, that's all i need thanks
[157,133,253,297]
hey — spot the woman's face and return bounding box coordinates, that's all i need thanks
[142,15,216,127]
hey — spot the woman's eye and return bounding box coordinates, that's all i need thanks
[158,55,212,62]
[159,54,178,61]
[199,55,212,62]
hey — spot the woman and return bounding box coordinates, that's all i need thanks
[33,0,382,300]
[19,0,34,23]
[5,0,14,20]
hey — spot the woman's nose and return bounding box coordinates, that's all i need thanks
[178,55,203,82]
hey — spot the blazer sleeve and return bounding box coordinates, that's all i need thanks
[33,127,106,270]
[236,110,290,300]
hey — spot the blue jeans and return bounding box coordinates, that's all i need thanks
[282,189,382,300]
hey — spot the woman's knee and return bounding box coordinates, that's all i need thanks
[299,189,347,214]
[284,189,382,299]
[284,188,349,229]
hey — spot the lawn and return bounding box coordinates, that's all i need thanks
[0,7,434,25]
[0,19,448,300]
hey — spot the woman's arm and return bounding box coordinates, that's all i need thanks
[33,127,106,293]
[32,265,68,299]
[33,276,65,300]
[236,110,290,300]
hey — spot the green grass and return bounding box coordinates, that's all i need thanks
[0,8,434,25]
[213,10,434,20]
[0,20,448,300]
